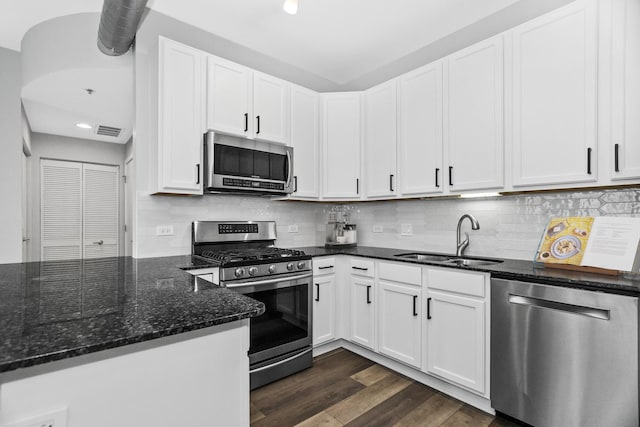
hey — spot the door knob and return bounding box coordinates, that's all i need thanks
[93,240,104,245]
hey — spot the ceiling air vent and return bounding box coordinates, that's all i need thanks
[95,125,122,138]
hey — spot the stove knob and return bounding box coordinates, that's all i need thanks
[268,264,277,274]
[234,268,245,278]
[297,261,306,270]
[287,262,294,271]
[248,267,258,276]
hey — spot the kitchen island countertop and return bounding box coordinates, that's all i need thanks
[0,256,264,374]
[296,246,640,296]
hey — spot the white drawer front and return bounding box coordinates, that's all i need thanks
[427,268,485,297]
[378,261,422,286]
[349,258,374,277]
[313,257,337,275]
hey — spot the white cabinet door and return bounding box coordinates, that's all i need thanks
[350,275,375,350]
[290,85,319,198]
[611,0,640,180]
[398,61,444,196]
[364,80,397,198]
[206,55,252,138]
[253,72,288,144]
[445,36,504,192]
[511,0,597,187]
[313,274,336,346]
[378,281,421,368]
[158,37,204,194]
[425,290,485,394]
[322,93,362,199]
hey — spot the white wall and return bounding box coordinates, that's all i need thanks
[28,133,127,261]
[325,188,640,261]
[0,47,23,264]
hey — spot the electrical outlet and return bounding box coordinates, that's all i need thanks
[5,408,67,427]
[156,225,174,236]
[400,223,413,236]
[372,225,383,233]
[287,224,299,233]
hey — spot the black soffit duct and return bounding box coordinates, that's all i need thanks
[97,0,148,56]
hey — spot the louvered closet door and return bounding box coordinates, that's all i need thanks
[83,164,119,259]
[41,160,83,261]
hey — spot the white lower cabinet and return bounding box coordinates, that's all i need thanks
[350,275,376,350]
[423,268,488,395]
[313,274,336,346]
[378,281,421,368]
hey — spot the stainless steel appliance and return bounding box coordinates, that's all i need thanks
[325,212,357,248]
[203,131,294,195]
[192,221,312,389]
[491,278,638,427]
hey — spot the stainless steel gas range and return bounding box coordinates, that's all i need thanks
[192,221,313,389]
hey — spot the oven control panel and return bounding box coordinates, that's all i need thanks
[218,223,259,234]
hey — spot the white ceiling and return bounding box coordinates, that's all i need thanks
[146,0,520,86]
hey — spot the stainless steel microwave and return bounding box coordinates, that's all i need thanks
[203,131,294,195]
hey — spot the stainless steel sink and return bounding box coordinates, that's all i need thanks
[394,253,452,262]
[443,258,503,267]
[394,252,503,267]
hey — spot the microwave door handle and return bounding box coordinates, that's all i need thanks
[286,150,293,188]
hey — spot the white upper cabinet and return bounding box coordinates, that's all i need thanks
[398,61,444,196]
[364,80,397,198]
[445,36,504,192]
[253,72,289,144]
[206,56,252,139]
[510,0,597,187]
[290,85,319,198]
[158,37,204,194]
[206,56,288,144]
[610,0,640,180]
[322,93,362,199]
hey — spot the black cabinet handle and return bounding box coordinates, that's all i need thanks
[614,144,620,172]
[366,285,371,304]
[413,295,418,316]
[256,115,261,134]
[448,166,453,186]
[587,148,592,175]
[435,168,440,188]
[315,283,320,302]
[352,266,368,271]
[318,265,334,270]
[356,178,359,195]
[427,297,432,319]
[390,174,394,192]
[196,164,200,184]
[244,113,248,132]
[294,176,298,192]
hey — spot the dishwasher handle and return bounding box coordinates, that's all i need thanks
[508,294,610,320]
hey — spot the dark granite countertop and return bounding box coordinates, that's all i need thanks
[295,246,640,296]
[0,256,264,374]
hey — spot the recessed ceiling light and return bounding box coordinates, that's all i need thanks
[283,0,298,15]
[76,123,92,129]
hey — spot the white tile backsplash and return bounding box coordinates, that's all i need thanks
[135,189,640,260]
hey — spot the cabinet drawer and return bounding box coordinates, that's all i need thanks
[313,257,337,275]
[378,262,422,286]
[427,268,485,297]
[350,258,374,277]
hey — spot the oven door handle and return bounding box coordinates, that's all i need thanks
[249,348,313,374]
[225,273,312,289]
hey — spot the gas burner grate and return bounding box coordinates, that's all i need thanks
[199,247,306,263]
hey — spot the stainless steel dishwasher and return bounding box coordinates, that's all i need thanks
[491,278,638,427]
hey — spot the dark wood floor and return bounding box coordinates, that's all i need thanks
[250,348,523,427]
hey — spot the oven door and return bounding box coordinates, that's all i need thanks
[225,273,312,365]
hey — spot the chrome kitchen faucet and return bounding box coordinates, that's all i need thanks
[456,214,480,257]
